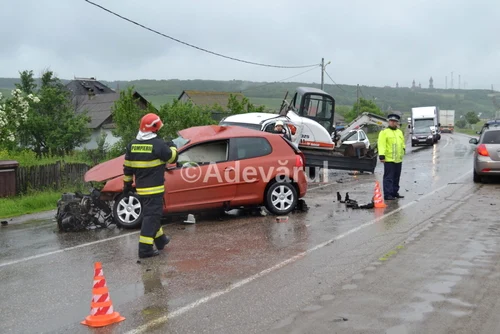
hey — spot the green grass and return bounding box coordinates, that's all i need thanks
[0,190,63,219]
[143,94,178,108]
[247,97,283,111]
[0,149,92,167]
[0,88,11,97]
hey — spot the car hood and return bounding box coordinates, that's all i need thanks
[84,155,125,182]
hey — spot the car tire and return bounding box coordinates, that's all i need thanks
[113,192,144,229]
[265,180,298,215]
[473,170,482,183]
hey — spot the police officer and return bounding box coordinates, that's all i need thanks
[123,113,179,258]
[377,113,405,200]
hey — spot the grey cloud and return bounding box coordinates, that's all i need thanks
[0,0,498,89]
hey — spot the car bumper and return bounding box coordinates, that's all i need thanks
[412,138,433,145]
[475,158,500,175]
[296,169,308,197]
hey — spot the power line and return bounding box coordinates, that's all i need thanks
[324,69,357,94]
[239,65,320,92]
[83,0,320,69]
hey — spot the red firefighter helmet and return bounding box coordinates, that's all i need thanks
[139,113,163,132]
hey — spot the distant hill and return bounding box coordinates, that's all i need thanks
[1,77,497,118]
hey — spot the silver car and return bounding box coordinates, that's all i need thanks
[469,126,500,182]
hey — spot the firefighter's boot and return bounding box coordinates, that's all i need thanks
[139,243,159,258]
[154,234,170,250]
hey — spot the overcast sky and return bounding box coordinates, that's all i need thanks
[1,0,499,90]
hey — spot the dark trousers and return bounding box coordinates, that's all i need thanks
[139,195,167,255]
[383,162,402,198]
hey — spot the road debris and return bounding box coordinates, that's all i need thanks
[183,214,196,224]
[337,192,375,209]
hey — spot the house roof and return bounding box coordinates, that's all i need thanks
[178,90,244,110]
[73,91,151,129]
[66,78,115,96]
[73,93,120,129]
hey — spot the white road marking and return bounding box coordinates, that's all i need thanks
[125,169,472,334]
[442,135,451,150]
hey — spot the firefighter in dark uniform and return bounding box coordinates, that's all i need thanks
[123,113,178,258]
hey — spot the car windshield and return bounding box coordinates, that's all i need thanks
[219,121,262,131]
[171,134,190,148]
[482,131,500,144]
[341,131,358,141]
[414,127,431,134]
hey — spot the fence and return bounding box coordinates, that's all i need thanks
[16,161,90,195]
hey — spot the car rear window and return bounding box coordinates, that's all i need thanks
[482,131,500,144]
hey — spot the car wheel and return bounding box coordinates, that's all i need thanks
[113,193,144,229]
[473,170,482,183]
[265,181,298,215]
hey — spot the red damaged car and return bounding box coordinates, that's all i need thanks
[84,125,308,229]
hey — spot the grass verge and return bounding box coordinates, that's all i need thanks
[0,190,65,219]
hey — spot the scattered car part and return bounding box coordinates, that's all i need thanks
[55,190,113,232]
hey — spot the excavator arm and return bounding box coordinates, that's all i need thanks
[334,112,388,144]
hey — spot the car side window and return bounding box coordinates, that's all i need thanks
[359,131,366,140]
[231,137,272,160]
[263,123,276,133]
[177,140,228,164]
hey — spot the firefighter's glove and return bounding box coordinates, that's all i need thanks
[123,182,133,195]
[379,155,385,162]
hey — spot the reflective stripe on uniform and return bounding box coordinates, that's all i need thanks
[155,227,164,238]
[123,174,133,182]
[124,159,165,168]
[167,147,178,164]
[139,235,154,245]
[136,185,165,195]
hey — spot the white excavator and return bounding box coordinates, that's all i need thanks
[220,87,388,175]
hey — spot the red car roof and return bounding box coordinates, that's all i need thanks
[179,125,269,143]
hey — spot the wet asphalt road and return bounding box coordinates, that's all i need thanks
[1,133,499,333]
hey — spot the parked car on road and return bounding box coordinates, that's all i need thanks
[469,125,500,183]
[84,125,308,228]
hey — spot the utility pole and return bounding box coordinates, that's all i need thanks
[451,71,454,89]
[356,84,360,113]
[446,76,447,89]
[320,58,324,90]
[459,75,461,89]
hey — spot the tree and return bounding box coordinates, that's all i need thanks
[110,86,157,150]
[344,97,384,122]
[464,111,480,125]
[225,94,265,115]
[455,119,466,128]
[0,88,40,150]
[16,70,92,156]
[110,87,217,151]
[158,99,217,139]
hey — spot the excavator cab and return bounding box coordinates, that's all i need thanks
[289,87,336,136]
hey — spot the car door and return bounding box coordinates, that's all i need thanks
[228,137,275,204]
[165,139,237,212]
[359,130,370,149]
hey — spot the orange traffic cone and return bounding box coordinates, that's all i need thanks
[81,262,125,328]
[373,181,387,208]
